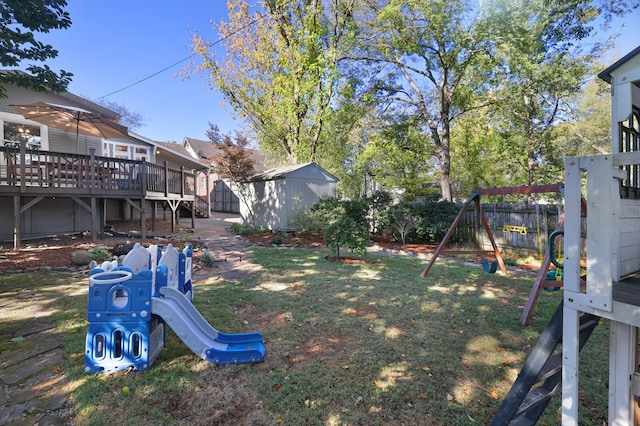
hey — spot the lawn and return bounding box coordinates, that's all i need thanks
[18,247,610,425]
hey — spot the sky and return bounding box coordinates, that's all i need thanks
[34,0,640,145]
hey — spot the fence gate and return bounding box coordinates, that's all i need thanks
[212,179,239,213]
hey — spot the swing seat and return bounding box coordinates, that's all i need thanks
[482,258,498,273]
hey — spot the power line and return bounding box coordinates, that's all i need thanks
[97,2,283,100]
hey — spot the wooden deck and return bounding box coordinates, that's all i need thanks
[1,146,208,247]
[1,146,196,199]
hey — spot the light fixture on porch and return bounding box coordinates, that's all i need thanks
[18,127,30,140]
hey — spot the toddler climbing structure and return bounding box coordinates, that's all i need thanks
[84,243,265,373]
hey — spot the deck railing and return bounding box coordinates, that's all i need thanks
[0,146,195,198]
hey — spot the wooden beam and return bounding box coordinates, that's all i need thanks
[422,193,479,277]
[474,183,564,196]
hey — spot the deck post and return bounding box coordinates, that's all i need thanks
[13,195,21,250]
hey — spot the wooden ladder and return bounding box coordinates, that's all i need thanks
[491,301,599,425]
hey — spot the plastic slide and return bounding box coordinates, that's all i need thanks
[151,286,265,365]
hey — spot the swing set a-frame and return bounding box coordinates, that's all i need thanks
[420,183,584,325]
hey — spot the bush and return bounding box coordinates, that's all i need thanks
[411,201,459,243]
[230,222,253,236]
[323,218,369,259]
[198,250,215,268]
[388,201,419,247]
[301,196,371,258]
[366,190,394,235]
[89,248,112,263]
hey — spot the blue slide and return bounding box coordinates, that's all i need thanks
[151,286,265,365]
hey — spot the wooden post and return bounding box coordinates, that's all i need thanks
[13,195,21,250]
[90,196,97,243]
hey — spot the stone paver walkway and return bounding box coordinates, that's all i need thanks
[0,213,257,425]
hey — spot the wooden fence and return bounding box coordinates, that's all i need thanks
[452,202,564,257]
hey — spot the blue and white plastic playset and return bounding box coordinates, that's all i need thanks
[84,242,265,373]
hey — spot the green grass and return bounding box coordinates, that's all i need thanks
[0,248,610,425]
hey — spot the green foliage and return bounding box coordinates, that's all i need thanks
[366,190,394,235]
[230,222,253,236]
[388,201,419,247]
[304,196,370,258]
[270,234,283,245]
[191,0,354,164]
[411,201,460,243]
[198,250,215,268]
[0,246,6,259]
[0,0,73,97]
[323,218,369,259]
[89,248,112,263]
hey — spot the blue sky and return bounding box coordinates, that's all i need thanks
[38,0,639,145]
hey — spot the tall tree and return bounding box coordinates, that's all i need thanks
[189,0,355,165]
[353,0,502,201]
[352,0,636,200]
[0,0,72,97]
[489,0,606,186]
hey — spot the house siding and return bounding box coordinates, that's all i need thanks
[0,197,101,241]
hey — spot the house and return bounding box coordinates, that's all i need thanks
[238,162,338,230]
[0,74,207,248]
[181,137,265,213]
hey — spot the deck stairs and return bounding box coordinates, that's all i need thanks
[180,196,209,218]
[491,301,600,425]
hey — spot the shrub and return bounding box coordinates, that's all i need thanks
[198,250,215,268]
[323,218,369,259]
[89,248,112,263]
[230,222,253,236]
[366,190,394,235]
[411,201,459,243]
[389,201,419,247]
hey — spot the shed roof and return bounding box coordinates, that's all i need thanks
[248,162,338,182]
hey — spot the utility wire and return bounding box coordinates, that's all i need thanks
[96,1,286,100]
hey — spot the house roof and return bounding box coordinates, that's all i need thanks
[182,137,266,172]
[127,134,207,171]
[598,45,640,84]
[0,69,121,121]
[248,162,338,182]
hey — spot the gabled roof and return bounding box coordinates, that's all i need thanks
[0,69,120,121]
[598,45,640,84]
[182,137,266,172]
[127,134,206,171]
[248,162,338,182]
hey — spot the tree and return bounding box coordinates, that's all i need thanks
[0,0,73,97]
[351,0,636,200]
[353,0,503,201]
[488,0,607,186]
[91,99,146,132]
[555,76,611,157]
[206,123,257,224]
[189,0,355,165]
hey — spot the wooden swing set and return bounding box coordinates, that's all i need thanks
[420,183,585,325]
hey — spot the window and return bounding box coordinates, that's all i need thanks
[0,112,48,150]
[102,141,151,161]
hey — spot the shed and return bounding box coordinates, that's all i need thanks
[238,162,338,230]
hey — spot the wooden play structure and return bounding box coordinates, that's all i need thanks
[421,183,579,324]
[421,183,564,278]
[492,46,640,424]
